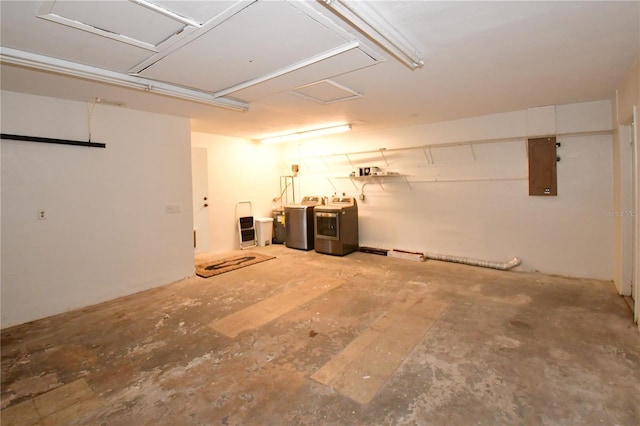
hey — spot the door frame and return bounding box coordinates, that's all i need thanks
[632,106,639,323]
[617,106,639,324]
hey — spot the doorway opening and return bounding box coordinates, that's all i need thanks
[192,147,210,255]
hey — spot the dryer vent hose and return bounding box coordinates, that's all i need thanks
[425,253,522,271]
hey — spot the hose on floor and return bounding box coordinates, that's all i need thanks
[425,253,522,271]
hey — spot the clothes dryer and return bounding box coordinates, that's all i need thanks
[314,196,359,256]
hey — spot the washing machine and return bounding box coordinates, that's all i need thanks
[284,196,323,250]
[314,196,359,256]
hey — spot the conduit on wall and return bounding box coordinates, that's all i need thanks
[0,133,106,148]
[425,252,522,271]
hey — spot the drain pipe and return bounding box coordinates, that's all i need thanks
[425,253,522,271]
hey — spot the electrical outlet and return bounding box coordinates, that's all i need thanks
[37,209,46,220]
[166,204,181,214]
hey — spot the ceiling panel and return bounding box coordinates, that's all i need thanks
[1,1,638,140]
[229,48,374,102]
[139,0,351,93]
[40,1,184,46]
[291,80,362,104]
[151,1,243,25]
[0,1,155,72]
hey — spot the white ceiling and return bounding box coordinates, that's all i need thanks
[1,1,638,140]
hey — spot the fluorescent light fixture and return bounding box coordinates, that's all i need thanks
[319,0,424,70]
[93,97,125,107]
[0,47,248,112]
[261,124,352,144]
[128,0,202,27]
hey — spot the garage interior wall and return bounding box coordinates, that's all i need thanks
[0,93,620,328]
[1,91,194,328]
[284,100,614,280]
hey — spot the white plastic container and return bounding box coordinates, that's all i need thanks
[255,217,274,246]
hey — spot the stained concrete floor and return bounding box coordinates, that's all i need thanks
[1,245,639,425]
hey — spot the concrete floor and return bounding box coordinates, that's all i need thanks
[1,244,639,425]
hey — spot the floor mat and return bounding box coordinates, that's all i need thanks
[195,252,275,278]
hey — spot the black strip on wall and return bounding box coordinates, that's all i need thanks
[0,133,106,148]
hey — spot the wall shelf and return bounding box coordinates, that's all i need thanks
[299,128,611,198]
[348,173,412,190]
[302,128,612,165]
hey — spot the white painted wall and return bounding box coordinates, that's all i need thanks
[1,91,194,328]
[0,92,616,325]
[191,132,282,254]
[284,100,614,280]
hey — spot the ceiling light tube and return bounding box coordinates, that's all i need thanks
[319,0,424,70]
[37,12,159,52]
[261,124,352,144]
[0,47,248,112]
[128,0,202,27]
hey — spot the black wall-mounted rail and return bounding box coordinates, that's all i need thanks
[0,133,106,148]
